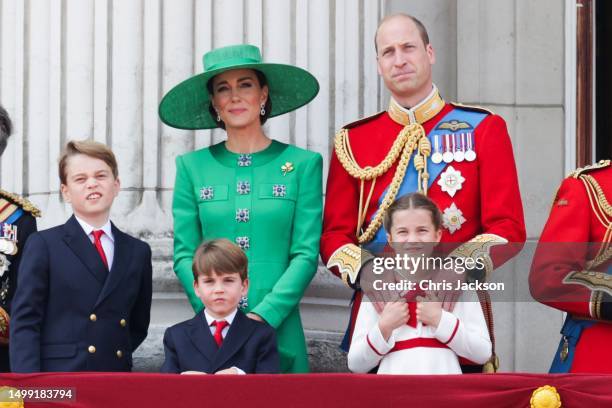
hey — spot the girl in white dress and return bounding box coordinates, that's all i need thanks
[347,193,492,374]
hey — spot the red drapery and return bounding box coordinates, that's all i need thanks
[1,372,611,407]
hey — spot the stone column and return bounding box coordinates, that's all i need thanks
[0,0,385,372]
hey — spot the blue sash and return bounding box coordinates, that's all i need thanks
[549,315,594,373]
[4,208,23,224]
[364,107,488,249]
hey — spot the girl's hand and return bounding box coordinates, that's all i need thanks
[378,301,409,341]
[416,293,442,328]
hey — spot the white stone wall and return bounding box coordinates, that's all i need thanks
[0,0,383,232]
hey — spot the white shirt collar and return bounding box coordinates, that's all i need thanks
[74,215,114,242]
[203,308,238,326]
[392,84,438,113]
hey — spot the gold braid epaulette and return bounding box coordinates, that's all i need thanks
[450,102,494,115]
[580,174,612,218]
[334,128,411,180]
[0,189,41,217]
[334,124,429,243]
[568,159,611,179]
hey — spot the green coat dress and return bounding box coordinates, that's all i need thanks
[173,140,322,373]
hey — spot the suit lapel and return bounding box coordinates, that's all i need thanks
[95,223,132,306]
[188,314,219,364]
[62,215,108,286]
[212,310,256,372]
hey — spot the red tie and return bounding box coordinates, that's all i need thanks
[212,320,229,347]
[92,230,109,269]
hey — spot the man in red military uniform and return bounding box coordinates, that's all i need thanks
[530,160,612,373]
[320,13,526,371]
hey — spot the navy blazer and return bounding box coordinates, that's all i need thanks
[9,215,152,372]
[161,309,279,374]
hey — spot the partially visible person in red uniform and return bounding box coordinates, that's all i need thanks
[320,13,526,372]
[530,160,612,373]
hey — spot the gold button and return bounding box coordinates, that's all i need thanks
[120,319,127,327]
[116,350,123,358]
[89,314,97,322]
[88,345,96,354]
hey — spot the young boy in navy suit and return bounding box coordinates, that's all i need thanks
[9,140,152,372]
[161,239,279,374]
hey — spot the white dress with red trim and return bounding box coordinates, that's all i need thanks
[347,290,491,374]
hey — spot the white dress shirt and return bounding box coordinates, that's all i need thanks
[75,216,115,269]
[203,308,238,339]
[203,308,245,374]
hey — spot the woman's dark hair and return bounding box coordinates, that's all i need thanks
[383,192,443,232]
[206,69,272,130]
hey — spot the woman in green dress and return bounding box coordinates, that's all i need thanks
[159,44,322,373]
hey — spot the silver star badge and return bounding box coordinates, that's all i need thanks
[443,203,466,234]
[437,165,465,198]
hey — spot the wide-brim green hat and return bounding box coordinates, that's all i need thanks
[159,44,320,130]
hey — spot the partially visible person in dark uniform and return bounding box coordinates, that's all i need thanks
[0,105,40,371]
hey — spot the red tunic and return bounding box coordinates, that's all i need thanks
[530,161,612,373]
[321,103,526,276]
[321,97,526,354]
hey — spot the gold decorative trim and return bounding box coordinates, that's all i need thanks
[0,202,18,223]
[564,269,612,296]
[586,245,612,271]
[590,290,604,320]
[334,123,431,243]
[581,174,612,218]
[448,233,509,278]
[0,306,8,346]
[0,386,24,407]
[530,385,561,408]
[482,354,499,373]
[333,127,410,181]
[449,102,494,116]
[0,189,41,217]
[568,159,611,179]
[333,87,445,244]
[327,243,364,286]
[387,87,445,126]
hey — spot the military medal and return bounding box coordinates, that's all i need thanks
[437,166,465,197]
[465,132,476,162]
[0,254,10,277]
[0,240,14,255]
[442,203,466,234]
[431,135,443,164]
[0,223,18,256]
[560,336,569,362]
[442,134,454,163]
[453,134,465,162]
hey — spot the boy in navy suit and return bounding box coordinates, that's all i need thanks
[161,239,279,374]
[9,140,152,372]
